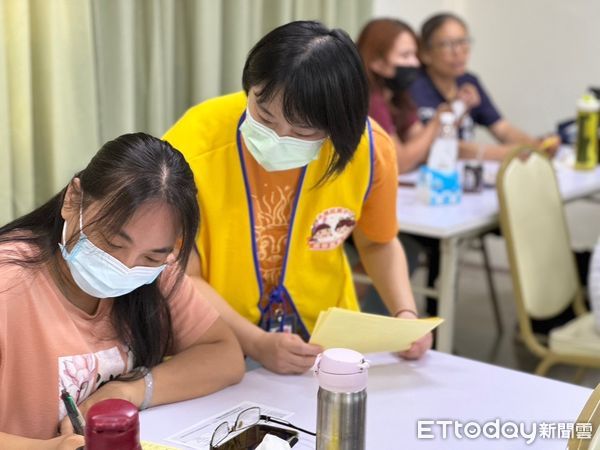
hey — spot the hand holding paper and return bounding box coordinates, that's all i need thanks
[309,308,443,354]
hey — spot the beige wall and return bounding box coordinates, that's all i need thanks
[375,0,600,252]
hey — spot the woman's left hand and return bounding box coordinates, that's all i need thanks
[59,379,143,435]
[395,310,433,360]
[399,332,433,360]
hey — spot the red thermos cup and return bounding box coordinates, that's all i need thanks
[85,399,142,450]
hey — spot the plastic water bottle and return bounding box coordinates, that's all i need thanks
[314,348,370,450]
[451,99,466,121]
[575,93,599,170]
[85,399,142,450]
[427,111,458,173]
[418,111,461,204]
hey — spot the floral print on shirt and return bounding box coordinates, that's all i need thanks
[57,346,133,421]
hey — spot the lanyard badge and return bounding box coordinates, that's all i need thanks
[266,304,298,333]
[260,286,302,336]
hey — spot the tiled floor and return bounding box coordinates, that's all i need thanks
[408,233,600,389]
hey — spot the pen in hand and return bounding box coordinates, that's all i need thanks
[61,389,86,436]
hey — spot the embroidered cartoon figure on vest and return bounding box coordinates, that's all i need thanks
[308,207,357,250]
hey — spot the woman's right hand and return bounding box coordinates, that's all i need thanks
[49,434,85,450]
[254,331,322,374]
[536,134,561,158]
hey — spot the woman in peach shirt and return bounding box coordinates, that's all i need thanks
[0,133,244,449]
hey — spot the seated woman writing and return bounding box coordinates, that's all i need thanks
[0,133,244,449]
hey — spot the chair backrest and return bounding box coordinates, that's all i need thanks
[569,383,600,450]
[497,148,580,319]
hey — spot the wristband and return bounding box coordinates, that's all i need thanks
[139,367,154,410]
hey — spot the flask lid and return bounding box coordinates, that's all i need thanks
[85,399,141,450]
[316,348,369,375]
[314,348,369,393]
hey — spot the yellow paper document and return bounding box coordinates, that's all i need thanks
[309,308,443,353]
[141,441,180,450]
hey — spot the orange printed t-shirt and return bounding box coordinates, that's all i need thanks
[0,242,219,440]
[243,121,398,299]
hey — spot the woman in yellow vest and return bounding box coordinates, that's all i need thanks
[164,21,432,374]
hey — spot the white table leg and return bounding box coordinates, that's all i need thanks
[435,236,459,353]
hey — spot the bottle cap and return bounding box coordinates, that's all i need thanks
[316,348,368,375]
[577,93,600,113]
[314,348,369,393]
[85,399,142,450]
[439,111,456,125]
[451,100,466,118]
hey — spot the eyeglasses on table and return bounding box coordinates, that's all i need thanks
[210,406,316,449]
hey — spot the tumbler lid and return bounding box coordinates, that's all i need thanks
[316,348,369,375]
[314,348,369,393]
[85,399,141,450]
[86,398,138,431]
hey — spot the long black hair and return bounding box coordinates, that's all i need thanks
[242,20,369,182]
[0,133,199,370]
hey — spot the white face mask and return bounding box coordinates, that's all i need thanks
[58,207,166,298]
[239,108,326,171]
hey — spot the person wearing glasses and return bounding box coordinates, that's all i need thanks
[409,13,561,319]
[409,12,559,160]
[164,21,432,375]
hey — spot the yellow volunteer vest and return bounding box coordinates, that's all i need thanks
[163,91,374,334]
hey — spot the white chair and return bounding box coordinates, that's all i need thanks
[497,147,600,376]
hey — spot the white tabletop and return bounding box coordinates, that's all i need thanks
[397,162,600,239]
[140,351,591,449]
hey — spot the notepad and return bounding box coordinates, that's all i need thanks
[309,307,443,353]
[141,441,180,450]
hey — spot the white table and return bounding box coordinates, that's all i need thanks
[140,351,592,449]
[397,162,600,353]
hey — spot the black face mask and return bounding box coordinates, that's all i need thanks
[383,66,420,92]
